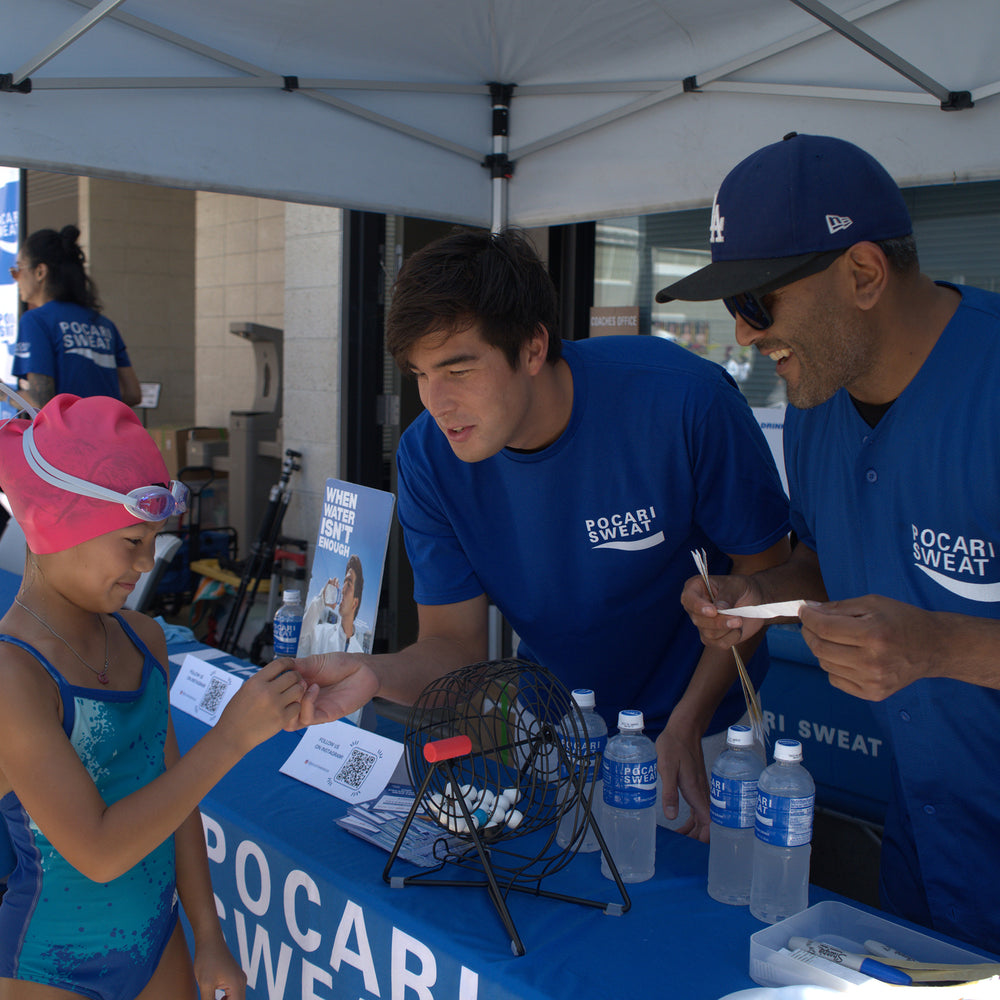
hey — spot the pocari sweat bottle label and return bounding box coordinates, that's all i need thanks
[602,756,657,809]
[710,774,757,829]
[273,617,301,657]
[754,789,815,847]
[561,733,608,781]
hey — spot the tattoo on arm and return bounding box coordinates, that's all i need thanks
[26,373,56,407]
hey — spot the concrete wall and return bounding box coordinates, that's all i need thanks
[192,192,346,567]
[279,202,346,560]
[80,178,196,425]
[194,192,285,428]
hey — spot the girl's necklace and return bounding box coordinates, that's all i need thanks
[13,595,111,685]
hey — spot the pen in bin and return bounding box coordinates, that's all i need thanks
[788,937,913,986]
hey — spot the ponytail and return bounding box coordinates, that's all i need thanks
[23,226,102,311]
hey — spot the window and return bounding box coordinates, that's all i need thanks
[593,180,1000,407]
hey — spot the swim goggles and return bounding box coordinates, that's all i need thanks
[723,249,846,331]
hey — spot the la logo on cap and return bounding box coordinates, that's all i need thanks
[709,192,725,244]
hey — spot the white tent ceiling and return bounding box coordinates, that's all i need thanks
[2,0,998,229]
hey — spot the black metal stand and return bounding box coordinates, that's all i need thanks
[218,448,301,655]
[383,729,630,957]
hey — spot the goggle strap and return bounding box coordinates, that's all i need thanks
[22,426,135,507]
[0,383,39,432]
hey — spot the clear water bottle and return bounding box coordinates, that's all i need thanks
[556,689,608,853]
[749,738,815,924]
[707,724,764,905]
[600,709,657,883]
[273,588,305,658]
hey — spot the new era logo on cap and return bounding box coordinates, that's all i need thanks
[826,214,853,235]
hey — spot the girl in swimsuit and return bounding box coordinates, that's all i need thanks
[0,389,305,999]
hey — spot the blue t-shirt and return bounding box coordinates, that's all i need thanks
[13,300,131,399]
[397,335,790,735]
[785,283,1000,951]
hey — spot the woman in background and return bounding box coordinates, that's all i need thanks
[11,225,141,407]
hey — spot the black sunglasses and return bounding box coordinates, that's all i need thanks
[723,249,846,331]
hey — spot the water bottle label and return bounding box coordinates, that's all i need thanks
[709,774,757,828]
[560,733,607,781]
[755,790,815,846]
[602,757,657,809]
[273,618,302,657]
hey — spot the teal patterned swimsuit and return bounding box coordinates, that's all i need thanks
[0,614,177,999]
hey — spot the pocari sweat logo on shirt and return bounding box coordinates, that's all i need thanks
[912,524,1000,602]
[584,505,664,552]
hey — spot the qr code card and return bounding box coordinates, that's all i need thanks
[280,719,404,803]
[169,654,244,725]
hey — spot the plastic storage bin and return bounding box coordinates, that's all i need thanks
[750,899,993,990]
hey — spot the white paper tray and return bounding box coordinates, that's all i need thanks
[750,899,992,991]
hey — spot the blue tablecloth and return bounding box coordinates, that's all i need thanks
[167,640,789,1000]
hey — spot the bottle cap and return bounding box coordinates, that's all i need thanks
[727,724,754,747]
[572,688,596,709]
[283,589,301,603]
[774,738,803,762]
[618,709,644,731]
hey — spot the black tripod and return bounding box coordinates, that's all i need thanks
[218,448,302,656]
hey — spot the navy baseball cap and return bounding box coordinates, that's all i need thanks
[655,133,913,303]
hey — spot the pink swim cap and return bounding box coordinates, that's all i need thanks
[0,394,170,554]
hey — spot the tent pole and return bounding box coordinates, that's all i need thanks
[486,83,515,233]
[12,0,129,86]
[789,0,973,109]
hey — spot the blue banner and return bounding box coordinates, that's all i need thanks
[0,167,21,387]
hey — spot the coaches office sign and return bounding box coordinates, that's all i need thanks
[589,306,639,336]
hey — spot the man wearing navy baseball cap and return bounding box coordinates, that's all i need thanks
[678,133,1000,952]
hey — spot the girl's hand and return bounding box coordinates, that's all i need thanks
[193,932,247,1000]
[217,659,305,754]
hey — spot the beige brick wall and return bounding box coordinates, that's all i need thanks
[280,202,346,558]
[192,193,345,563]
[194,193,285,428]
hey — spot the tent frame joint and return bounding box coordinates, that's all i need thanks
[483,152,515,180]
[941,90,973,111]
[0,73,32,94]
[683,75,700,93]
[282,75,299,92]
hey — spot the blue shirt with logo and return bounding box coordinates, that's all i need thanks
[785,283,1000,951]
[396,335,790,735]
[13,299,131,399]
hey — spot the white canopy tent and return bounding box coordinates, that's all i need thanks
[2,0,999,231]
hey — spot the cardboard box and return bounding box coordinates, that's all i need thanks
[148,426,227,480]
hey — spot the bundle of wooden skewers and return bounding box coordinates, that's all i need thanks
[691,548,767,747]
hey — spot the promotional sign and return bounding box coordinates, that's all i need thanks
[0,167,20,388]
[298,479,395,658]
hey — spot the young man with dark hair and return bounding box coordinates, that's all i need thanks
[294,226,790,839]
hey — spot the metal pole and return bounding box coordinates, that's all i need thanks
[486,83,515,233]
[12,0,130,86]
